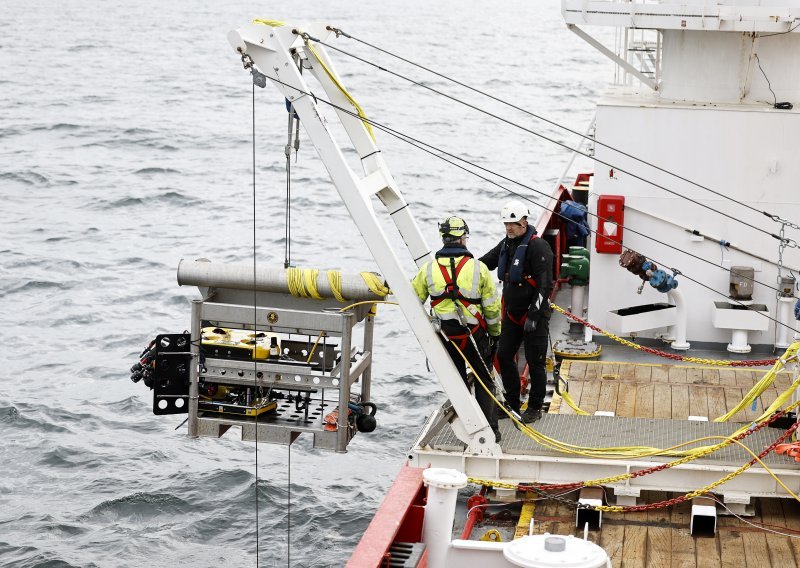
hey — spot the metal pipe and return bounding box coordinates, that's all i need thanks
[177,259,386,301]
[188,299,202,438]
[337,311,353,453]
[361,315,374,402]
[667,288,690,350]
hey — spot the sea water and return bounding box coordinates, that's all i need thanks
[0,1,610,566]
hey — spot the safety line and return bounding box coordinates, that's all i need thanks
[260,42,786,304]
[325,26,800,237]
[309,29,798,246]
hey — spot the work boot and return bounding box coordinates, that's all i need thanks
[493,428,502,443]
[521,406,543,424]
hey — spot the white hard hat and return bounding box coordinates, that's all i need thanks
[500,200,530,223]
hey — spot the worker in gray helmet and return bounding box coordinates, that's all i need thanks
[412,216,502,442]
[479,200,554,424]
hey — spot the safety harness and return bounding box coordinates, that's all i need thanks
[430,254,486,349]
[497,226,539,326]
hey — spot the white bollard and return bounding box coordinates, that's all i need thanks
[421,468,468,568]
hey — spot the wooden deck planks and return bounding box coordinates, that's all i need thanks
[670,500,697,567]
[616,383,638,418]
[541,360,800,567]
[688,384,710,419]
[717,512,747,568]
[672,385,690,420]
[646,491,672,568]
[556,362,787,424]
[635,383,655,418]
[598,380,621,414]
[620,510,648,568]
[760,498,798,568]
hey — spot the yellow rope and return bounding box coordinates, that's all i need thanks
[467,423,800,509]
[338,300,398,313]
[559,390,589,415]
[360,272,391,297]
[326,270,347,302]
[302,41,375,141]
[306,333,324,364]
[253,19,287,27]
[303,268,324,300]
[449,340,800,460]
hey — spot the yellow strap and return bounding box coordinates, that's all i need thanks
[253,19,286,27]
[302,41,375,141]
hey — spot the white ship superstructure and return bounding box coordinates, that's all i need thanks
[565,0,800,351]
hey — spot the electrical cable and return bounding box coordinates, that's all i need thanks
[250,64,800,334]
[754,53,794,110]
[317,28,800,239]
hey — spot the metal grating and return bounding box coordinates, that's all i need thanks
[426,414,800,468]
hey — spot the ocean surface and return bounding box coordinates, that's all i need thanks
[0,2,611,566]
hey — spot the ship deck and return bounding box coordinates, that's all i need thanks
[411,359,800,567]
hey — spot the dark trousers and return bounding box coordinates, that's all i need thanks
[497,316,549,413]
[441,323,498,431]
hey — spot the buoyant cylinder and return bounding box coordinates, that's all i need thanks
[176,259,385,301]
[422,468,467,568]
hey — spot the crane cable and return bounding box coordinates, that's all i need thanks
[320,26,800,242]
[244,61,800,336]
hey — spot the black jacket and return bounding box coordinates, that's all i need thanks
[480,232,554,321]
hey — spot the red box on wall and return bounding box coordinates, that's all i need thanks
[595,195,624,254]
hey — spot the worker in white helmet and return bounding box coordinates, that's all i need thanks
[479,201,554,424]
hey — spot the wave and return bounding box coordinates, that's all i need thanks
[85,492,192,519]
[0,171,49,185]
[0,542,87,568]
[133,167,181,175]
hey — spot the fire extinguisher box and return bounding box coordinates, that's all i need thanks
[595,195,624,254]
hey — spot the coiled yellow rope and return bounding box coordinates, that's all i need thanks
[287,267,323,299]
[360,271,390,297]
[326,270,347,302]
[287,267,390,306]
